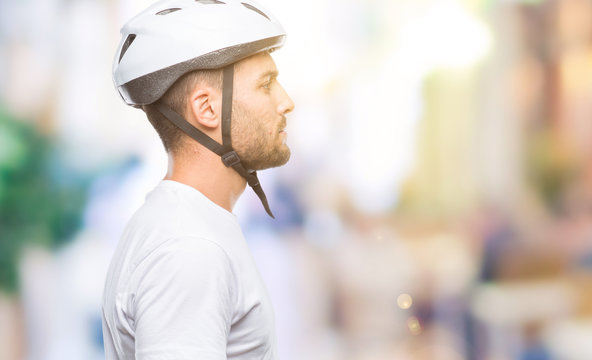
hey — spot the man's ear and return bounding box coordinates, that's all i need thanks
[188,87,220,129]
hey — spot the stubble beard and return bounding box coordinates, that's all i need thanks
[231,104,291,171]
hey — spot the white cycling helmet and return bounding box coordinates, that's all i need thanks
[113,0,286,106]
[112,0,287,218]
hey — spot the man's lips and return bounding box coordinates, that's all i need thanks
[278,116,287,133]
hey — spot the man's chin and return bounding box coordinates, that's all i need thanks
[272,151,291,168]
[244,148,291,171]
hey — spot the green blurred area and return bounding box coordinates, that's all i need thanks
[0,106,88,294]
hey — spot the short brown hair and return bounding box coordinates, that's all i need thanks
[142,69,222,155]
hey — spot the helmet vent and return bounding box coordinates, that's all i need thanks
[195,0,225,4]
[241,3,270,20]
[156,8,182,15]
[118,34,136,63]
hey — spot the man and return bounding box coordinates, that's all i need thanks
[102,0,294,358]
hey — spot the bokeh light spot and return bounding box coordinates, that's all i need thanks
[407,316,422,335]
[397,293,413,309]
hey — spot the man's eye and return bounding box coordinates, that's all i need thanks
[262,77,276,90]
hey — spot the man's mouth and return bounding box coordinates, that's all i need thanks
[278,117,287,133]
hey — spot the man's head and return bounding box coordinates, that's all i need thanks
[144,51,294,170]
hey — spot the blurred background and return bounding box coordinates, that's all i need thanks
[1,0,592,359]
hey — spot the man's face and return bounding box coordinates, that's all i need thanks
[230,52,295,171]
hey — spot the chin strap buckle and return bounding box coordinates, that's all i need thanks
[221,152,274,219]
[221,151,241,167]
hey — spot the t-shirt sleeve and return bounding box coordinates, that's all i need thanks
[130,237,237,360]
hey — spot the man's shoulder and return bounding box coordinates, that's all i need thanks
[120,182,244,266]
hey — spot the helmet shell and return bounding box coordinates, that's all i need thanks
[113,0,286,105]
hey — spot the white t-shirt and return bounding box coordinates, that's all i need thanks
[102,180,278,360]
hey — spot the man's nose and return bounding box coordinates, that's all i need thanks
[277,83,295,115]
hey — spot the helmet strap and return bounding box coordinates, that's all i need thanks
[221,65,234,151]
[152,64,275,219]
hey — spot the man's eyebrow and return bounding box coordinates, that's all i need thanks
[258,70,279,81]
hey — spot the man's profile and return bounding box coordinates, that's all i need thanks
[101,0,294,358]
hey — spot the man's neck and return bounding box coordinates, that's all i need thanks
[164,148,247,212]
